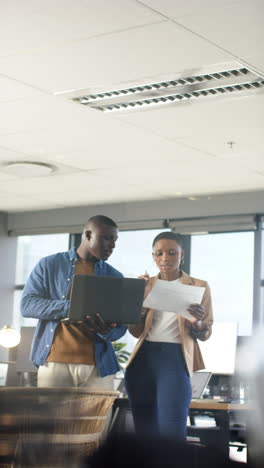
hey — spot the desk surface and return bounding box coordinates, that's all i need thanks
[112,397,250,412]
[190,399,250,411]
[0,387,120,396]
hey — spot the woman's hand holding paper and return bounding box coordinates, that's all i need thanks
[187,303,207,323]
[187,303,210,338]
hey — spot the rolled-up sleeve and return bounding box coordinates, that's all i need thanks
[21,258,69,321]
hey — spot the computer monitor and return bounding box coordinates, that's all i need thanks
[199,322,238,375]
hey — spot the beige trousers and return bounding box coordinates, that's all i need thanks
[37,362,115,438]
[37,362,114,389]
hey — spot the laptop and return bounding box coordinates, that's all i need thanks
[191,371,212,399]
[69,275,145,324]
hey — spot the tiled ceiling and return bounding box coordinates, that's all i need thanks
[0,0,263,213]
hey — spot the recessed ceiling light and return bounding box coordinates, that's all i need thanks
[3,161,56,177]
[73,67,264,113]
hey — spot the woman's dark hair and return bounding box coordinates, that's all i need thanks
[152,231,184,249]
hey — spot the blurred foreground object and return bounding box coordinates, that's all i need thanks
[237,326,264,467]
[0,387,118,467]
[0,326,20,348]
[82,432,245,468]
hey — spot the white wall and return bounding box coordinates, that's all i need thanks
[7,190,264,235]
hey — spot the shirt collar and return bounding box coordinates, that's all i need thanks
[68,247,105,269]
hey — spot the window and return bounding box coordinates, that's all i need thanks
[190,232,254,336]
[13,234,70,329]
[260,287,264,324]
[110,228,170,278]
[110,228,170,353]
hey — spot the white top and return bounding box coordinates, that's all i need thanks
[145,279,182,344]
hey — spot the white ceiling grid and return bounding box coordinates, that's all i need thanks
[0,0,263,212]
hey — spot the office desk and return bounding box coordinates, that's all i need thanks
[188,400,250,456]
[190,399,250,411]
[110,398,250,457]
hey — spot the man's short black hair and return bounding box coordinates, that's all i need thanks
[87,215,117,228]
[152,231,183,249]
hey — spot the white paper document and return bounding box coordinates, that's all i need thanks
[143,280,205,322]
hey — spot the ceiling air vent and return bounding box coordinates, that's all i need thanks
[73,67,264,112]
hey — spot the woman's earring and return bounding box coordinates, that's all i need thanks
[180,256,184,266]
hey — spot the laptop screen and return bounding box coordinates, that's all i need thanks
[191,371,212,399]
[69,275,145,324]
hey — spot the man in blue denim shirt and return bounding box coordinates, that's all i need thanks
[21,215,127,389]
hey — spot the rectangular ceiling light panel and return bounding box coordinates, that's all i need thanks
[73,68,264,112]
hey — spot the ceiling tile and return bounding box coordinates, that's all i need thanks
[242,55,264,74]
[0,75,43,102]
[0,21,229,93]
[0,172,17,182]
[140,0,242,19]
[0,171,93,196]
[0,0,160,57]
[0,94,106,135]
[175,0,264,58]
[0,146,27,160]
[0,193,65,212]
[0,103,216,167]
[38,185,165,206]
[119,92,264,147]
[0,1,263,213]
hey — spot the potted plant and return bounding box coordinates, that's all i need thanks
[112,341,130,394]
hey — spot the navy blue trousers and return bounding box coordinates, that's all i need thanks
[125,341,192,439]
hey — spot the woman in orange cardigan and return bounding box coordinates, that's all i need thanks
[125,231,213,439]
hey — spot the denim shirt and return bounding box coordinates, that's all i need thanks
[21,247,127,377]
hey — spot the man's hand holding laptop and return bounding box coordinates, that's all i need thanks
[84,313,117,334]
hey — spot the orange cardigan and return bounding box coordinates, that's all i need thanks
[127,271,213,376]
